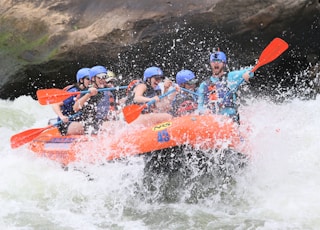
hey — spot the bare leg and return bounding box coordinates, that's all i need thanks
[130,113,172,127]
[67,122,85,135]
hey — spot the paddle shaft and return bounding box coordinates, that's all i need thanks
[52,112,82,126]
[10,112,81,149]
[180,87,200,96]
[37,85,128,105]
[148,88,176,106]
[81,86,128,94]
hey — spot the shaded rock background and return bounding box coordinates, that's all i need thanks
[0,0,319,101]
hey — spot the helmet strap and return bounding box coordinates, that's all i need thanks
[146,78,152,86]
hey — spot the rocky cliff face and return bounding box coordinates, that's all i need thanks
[0,0,319,100]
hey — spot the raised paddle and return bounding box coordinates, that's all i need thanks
[180,87,200,96]
[10,113,81,149]
[218,38,289,103]
[235,37,289,88]
[217,37,289,105]
[251,37,289,72]
[37,86,128,105]
[123,88,176,124]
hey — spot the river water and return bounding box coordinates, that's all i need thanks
[1,94,320,229]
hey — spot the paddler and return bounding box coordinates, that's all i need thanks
[124,66,175,127]
[52,67,95,135]
[170,69,198,117]
[73,65,111,134]
[197,50,254,124]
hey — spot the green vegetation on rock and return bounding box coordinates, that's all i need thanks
[0,17,58,64]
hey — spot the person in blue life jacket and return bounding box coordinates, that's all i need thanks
[197,50,253,124]
[171,69,198,117]
[73,65,111,134]
[52,67,94,135]
[125,66,175,127]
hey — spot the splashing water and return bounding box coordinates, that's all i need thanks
[0,94,319,229]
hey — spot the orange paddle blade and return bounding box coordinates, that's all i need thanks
[10,125,53,149]
[123,104,147,124]
[252,37,289,72]
[37,89,80,105]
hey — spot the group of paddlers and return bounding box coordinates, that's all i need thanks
[52,50,253,136]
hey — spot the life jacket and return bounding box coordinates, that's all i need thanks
[57,84,81,121]
[79,91,109,133]
[171,93,197,117]
[96,92,110,119]
[107,91,116,111]
[205,76,237,113]
[106,91,119,121]
[63,84,80,94]
[125,80,157,114]
[126,79,140,96]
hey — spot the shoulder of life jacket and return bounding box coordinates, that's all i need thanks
[63,84,81,100]
[126,79,142,95]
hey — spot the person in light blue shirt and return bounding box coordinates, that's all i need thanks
[197,50,253,123]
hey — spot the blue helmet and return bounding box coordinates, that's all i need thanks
[210,51,227,63]
[89,65,107,79]
[76,68,91,82]
[176,69,196,86]
[143,66,164,81]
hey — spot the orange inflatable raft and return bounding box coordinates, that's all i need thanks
[29,114,246,165]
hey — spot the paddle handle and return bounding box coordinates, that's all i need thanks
[146,88,176,106]
[180,87,200,96]
[54,112,82,126]
[80,86,128,95]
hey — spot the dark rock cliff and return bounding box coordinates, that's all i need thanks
[0,0,319,100]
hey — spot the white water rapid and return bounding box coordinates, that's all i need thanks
[1,94,319,229]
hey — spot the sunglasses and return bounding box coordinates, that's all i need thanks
[83,77,90,80]
[96,75,107,80]
[185,79,198,85]
[153,76,164,81]
[211,59,224,63]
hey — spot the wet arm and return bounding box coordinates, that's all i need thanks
[73,88,97,112]
[228,68,254,91]
[52,102,64,119]
[133,84,156,103]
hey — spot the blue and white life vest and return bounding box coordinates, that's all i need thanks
[57,85,81,122]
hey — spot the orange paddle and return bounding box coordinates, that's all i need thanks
[10,113,81,149]
[37,86,128,105]
[123,88,176,123]
[10,125,55,149]
[220,37,288,100]
[251,37,289,72]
